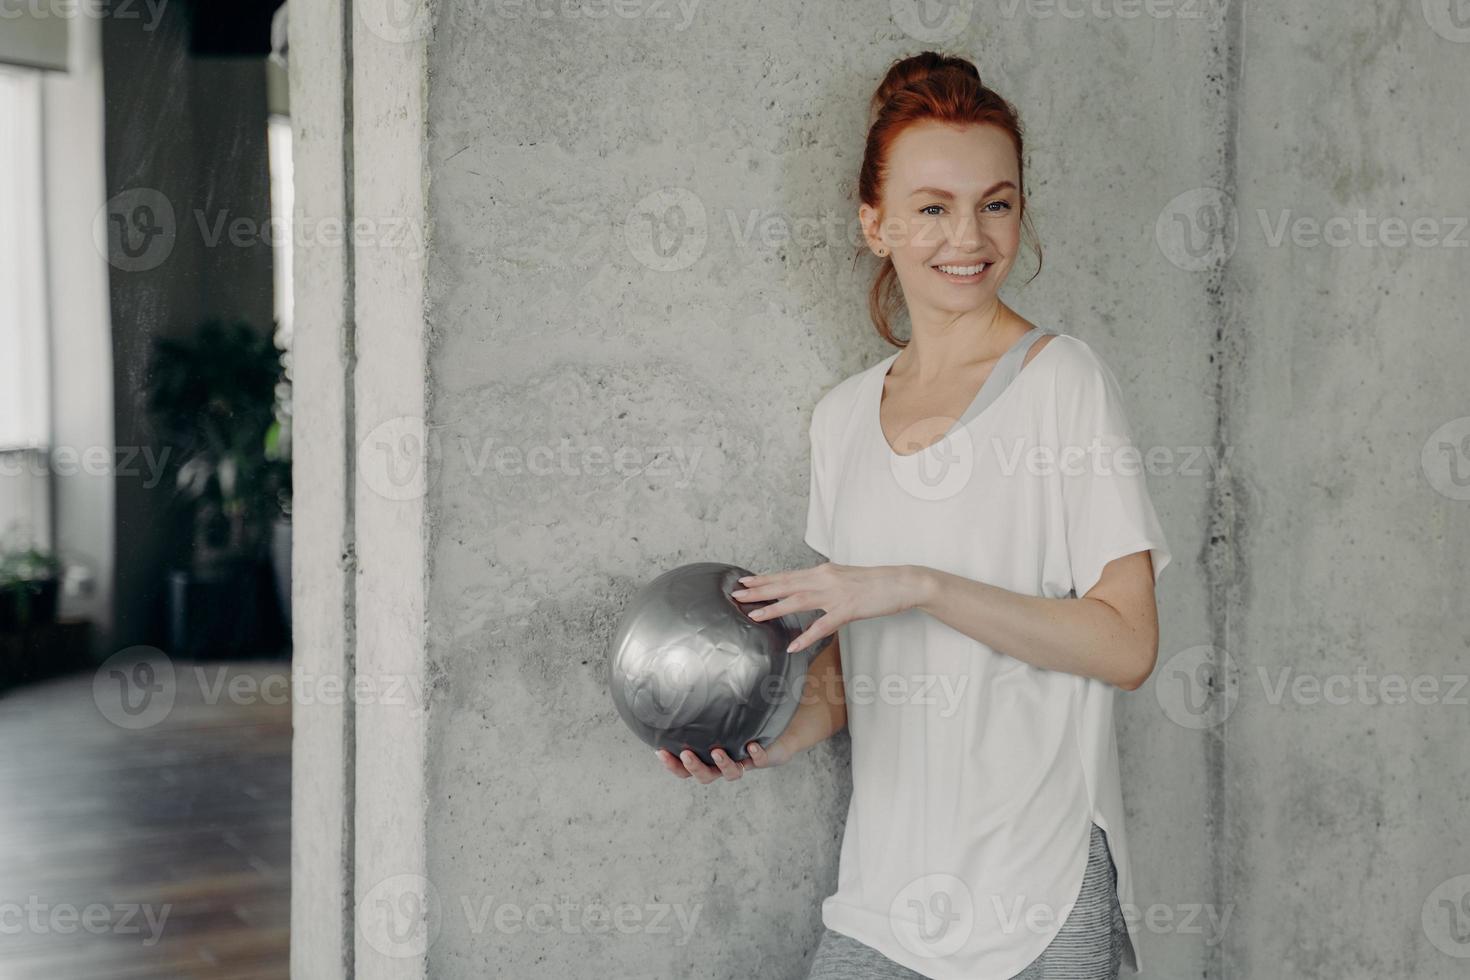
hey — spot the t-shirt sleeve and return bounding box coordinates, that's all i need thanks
[1055,344,1171,598]
[803,400,834,560]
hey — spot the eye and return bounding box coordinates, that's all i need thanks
[983,200,1013,213]
[920,204,945,216]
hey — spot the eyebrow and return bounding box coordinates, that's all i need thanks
[907,181,1017,199]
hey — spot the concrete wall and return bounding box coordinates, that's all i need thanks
[1221,4,1470,977]
[291,2,1470,977]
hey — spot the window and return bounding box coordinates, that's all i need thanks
[268,113,293,347]
[0,66,51,452]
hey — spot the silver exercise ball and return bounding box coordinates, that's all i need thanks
[608,561,832,766]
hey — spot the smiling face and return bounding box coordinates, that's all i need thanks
[860,120,1024,320]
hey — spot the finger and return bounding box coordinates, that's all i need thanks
[745,741,769,768]
[732,571,796,602]
[787,613,836,654]
[655,749,691,778]
[679,749,719,784]
[744,593,811,622]
[709,747,743,781]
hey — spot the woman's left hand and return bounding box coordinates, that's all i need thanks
[731,562,929,654]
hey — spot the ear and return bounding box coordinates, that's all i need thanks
[858,203,883,254]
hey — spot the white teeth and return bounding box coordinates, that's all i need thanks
[937,263,988,276]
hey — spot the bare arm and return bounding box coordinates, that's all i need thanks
[773,630,846,756]
[911,550,1160,691]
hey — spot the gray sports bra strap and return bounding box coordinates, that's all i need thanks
[958,325,1056,426]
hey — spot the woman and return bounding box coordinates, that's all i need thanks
[655,52,1171,980]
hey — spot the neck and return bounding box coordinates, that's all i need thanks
[897,300,1024,382]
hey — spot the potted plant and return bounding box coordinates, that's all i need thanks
[146,319,291,657]
[0,544,62,634]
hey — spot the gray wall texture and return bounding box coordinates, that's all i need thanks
[291,2,1470,978]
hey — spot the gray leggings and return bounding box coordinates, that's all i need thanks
[805,822,1127,980]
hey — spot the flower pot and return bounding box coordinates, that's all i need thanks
[0,578,60,633]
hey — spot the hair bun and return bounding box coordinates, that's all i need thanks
[870,51,982,123]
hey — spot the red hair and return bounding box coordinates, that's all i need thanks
[858,51,1044,347]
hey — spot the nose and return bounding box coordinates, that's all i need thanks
[943,210,985,252]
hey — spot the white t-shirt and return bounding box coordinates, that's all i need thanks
[803,331,1171,979]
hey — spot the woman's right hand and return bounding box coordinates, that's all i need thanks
[655,738,793,784]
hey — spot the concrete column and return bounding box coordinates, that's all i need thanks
[287,0,356,975]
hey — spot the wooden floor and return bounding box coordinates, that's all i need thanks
[0,661,291,979]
